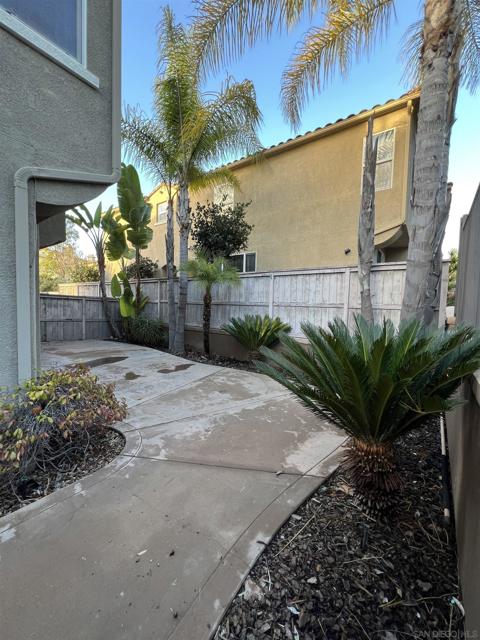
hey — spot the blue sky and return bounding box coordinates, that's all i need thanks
[83,0,480,254]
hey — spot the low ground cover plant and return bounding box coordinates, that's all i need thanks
[258,317,480,513]
[123,316,166,349]
[0,366,127,494]
[222,314,291,356]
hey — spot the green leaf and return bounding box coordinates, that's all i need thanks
[110,274,121,298]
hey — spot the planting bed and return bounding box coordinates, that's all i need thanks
[215,422,463,639]
[0,428,124,517]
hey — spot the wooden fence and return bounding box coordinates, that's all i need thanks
[46,262,448,342]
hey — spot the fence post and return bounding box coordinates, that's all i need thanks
[268,274,275,317]
[157,279,161,319]
[81,297,86,340]
[343,267,351,324]
[438,260,449,329]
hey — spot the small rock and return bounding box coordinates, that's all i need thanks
[306,577,317,584]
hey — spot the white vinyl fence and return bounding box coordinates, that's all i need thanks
[47,262,448,342]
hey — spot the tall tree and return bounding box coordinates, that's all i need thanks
[193,0,480,323]
[358,116,378,324]
[123,6,262,352]
[191,198,253,261]
[181,254,240,356]
[67,204,127,339]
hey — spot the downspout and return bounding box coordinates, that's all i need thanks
[13,0,121,382]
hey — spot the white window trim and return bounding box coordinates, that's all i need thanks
[231,251,256,273]
[155,201,168,225]
[361,127,396,192]
[0,2,99,89]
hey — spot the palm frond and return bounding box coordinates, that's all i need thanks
[399,18,422,89]
[192,0,322,74]
[258,316,480,444]
[281,0,395,128]
[222,314,292,352]
[122,106,175,187]
[181,254,241,289]
[461,0,480,92]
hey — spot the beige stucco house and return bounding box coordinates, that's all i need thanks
[141,90,419,275]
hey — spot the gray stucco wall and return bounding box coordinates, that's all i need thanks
[447,183,480,635]
[0,0,121,386]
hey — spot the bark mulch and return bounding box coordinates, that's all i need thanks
[178,350,255,372]
[215,422,464,640]
[0,429,125,518]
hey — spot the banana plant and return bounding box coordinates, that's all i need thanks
[110,270,149,318]
[116,164,153,313]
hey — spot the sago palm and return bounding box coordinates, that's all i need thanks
[257,316,480,513]
[193,0,480,323]
[181,255,240,356]
[222,314,292,356]
[122,6,262,353]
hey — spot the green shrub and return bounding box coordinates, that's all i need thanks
[123,316,166,349]
[0,366,127,489]
[124,256,158,280]
[221,315,291,354]
[258,317,480,514]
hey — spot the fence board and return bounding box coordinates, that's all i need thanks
[48,262,447,343]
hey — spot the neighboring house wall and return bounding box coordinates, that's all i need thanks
[0,0,121,386]
[447,184,480,635]
[139,93,417,276]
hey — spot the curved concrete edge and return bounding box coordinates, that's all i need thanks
[0,423,142,530]
[169,446,345,640]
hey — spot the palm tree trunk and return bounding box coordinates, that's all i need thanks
[203,285,212,356]
[97,249,120,339]
[401,0,461,323]
[358,116,378,324]
[173,182,190,353]
[165,196,176,350]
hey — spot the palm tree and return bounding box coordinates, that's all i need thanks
[122,6,263,353]
[193,0,480,323]
[67,203,127,339]
[181,255,240,356]
[257,316,480,513]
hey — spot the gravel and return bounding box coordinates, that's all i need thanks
[0,428,125,517]
[215,422,464,639]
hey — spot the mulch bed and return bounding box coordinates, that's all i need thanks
[215,422,464,639]
[179,350,256,372]
[0,429,125,518]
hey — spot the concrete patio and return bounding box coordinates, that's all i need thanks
[0,340,345,640]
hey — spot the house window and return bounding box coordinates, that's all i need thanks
[229,252,256,273]
[0,0,85,61]
[156,201,168,224]
[213,183,234,207]
[363,128,395,191]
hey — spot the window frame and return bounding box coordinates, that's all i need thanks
[155,201,168,225]
[361,127,396,192]
[0,0,99,88]
[229,251,256,273]
[213,183,234,208]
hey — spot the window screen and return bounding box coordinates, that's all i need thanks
[213,183,234,207]
[363,128,395,191]
[229,255,244,272]
[245,253,256,272]
[1,0,83,59]
[156,202,168,224]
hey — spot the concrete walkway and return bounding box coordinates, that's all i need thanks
[0,341,345,640]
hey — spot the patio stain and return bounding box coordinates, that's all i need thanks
[125,371,142,380]
[82,356,128,367]
[158,364,193,374]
